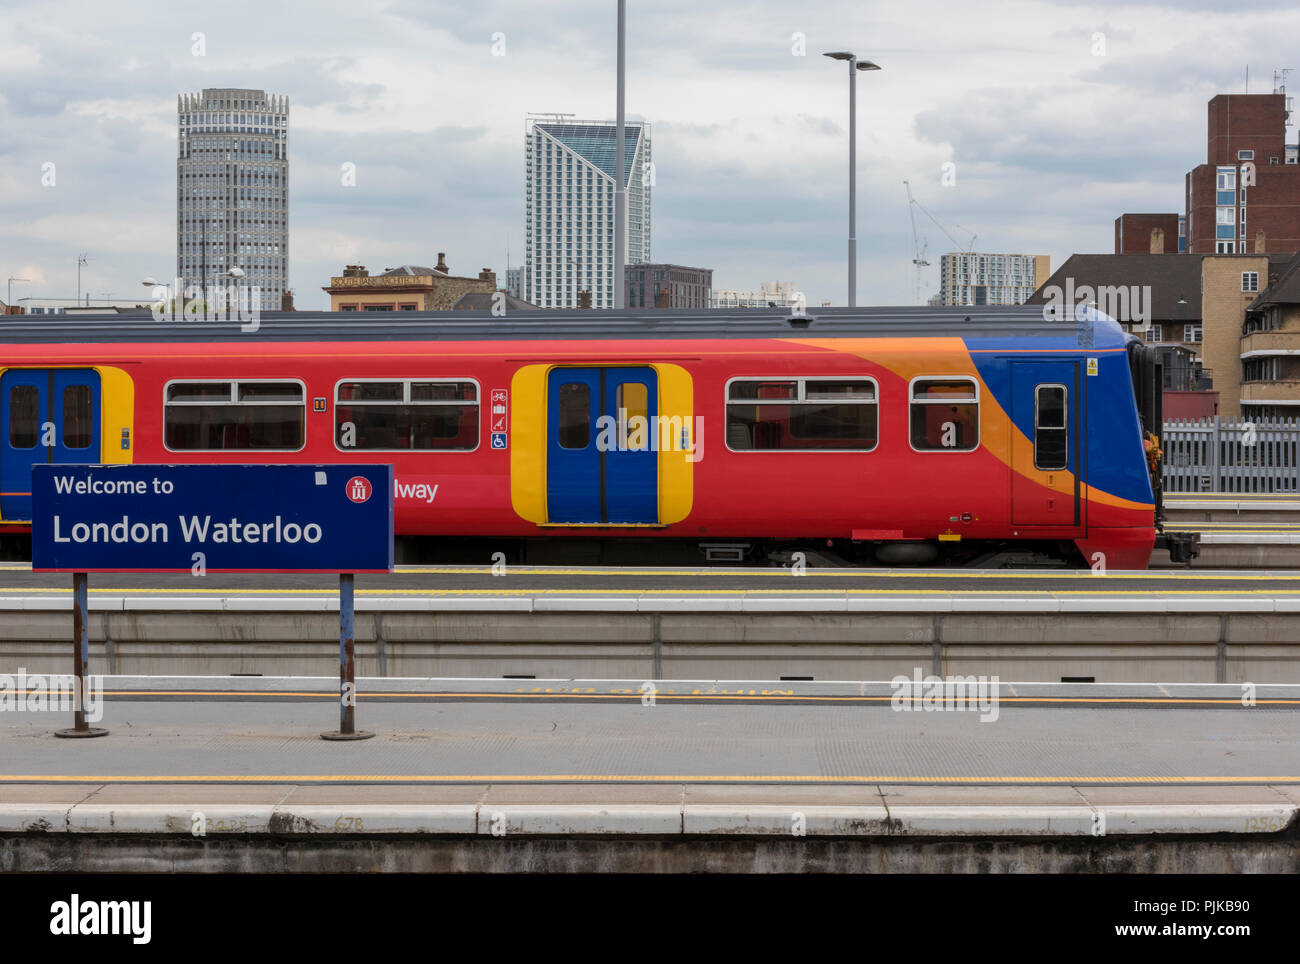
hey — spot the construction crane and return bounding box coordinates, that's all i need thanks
[904,181,979,305]
[903,181,930,305]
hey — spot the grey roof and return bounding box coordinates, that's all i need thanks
[378,265,448,278]
[452,292,540,311]
[0,305,1124,346]
[1025,254,1204,322]
[1248,252,1300,309]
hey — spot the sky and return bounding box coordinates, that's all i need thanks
[1,0,1298,310]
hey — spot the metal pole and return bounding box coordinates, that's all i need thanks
[848,58,857,308]
[322,572,373,740]
[614,0,626,309]
[55,572,108,738]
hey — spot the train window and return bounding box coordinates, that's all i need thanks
[910,377,979,452]
[8,385,38,449]
[334,379,478,451]
[616,382,648,447]
[1034,384,1068,470]
[726,377,878,451]
[164,380,305,451]
[63,385,93,449]
[557,382,590,449]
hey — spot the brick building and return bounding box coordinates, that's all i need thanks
[324,254,499,311]
[1187,94,1300,255]
[1115,92,1300,258]
[1114,213,1182,254]
[624,263,712,309]
[1242,251,1300,416]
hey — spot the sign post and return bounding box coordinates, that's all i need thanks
[53,571,109,739]
[322,572,372,740]
[33,464,394,741]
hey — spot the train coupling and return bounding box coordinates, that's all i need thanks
[1155,530,1200,564]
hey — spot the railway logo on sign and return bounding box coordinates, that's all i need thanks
[345,476,373,503]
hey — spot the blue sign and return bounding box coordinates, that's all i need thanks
[32,464,394,573]
[491,432,508,450]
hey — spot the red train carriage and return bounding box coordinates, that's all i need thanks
[0,306,1193,569]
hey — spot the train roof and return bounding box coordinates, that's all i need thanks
[0,304,1128,346]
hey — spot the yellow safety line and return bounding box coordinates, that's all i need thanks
[1,773,1296,785]
[3,586,1300,597]
[33,690,1300,706]
[5,565,1300,581]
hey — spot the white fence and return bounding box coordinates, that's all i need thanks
[1162,417,1300,493]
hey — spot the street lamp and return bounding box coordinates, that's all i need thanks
[823,52,881,308]
[7,277,29,307]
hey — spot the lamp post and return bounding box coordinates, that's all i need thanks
[614,0,626,309]
[823,52,881,308]
[7,277,29,308]
[76,254,87,306]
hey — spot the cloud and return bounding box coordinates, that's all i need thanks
[1,0,1298,309]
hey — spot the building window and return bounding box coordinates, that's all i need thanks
[1216,169,1236,190]
[164,380,305,451]
[909,378,979,452]
[1149,324,1163,343]
[725,378,878,452]
[1242,272,1260,292]
[1216,241,1236,254]
[1184,324,1203,343]
[334,380,479,451]
[1216,206,1235,225]
[1238,150,1255,160]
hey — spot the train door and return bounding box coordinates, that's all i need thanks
[546,366,658,523]
[0,369,101,521]
[1010,361,1080,526]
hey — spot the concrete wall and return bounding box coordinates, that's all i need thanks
[5,607,1299,683]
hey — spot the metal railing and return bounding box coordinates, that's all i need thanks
[1162,416,1300,493]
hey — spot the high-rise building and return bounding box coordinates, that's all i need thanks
[177,88,289,307]
[1186,93,1300,255]
[938,253,1049,306]
[524,117,651,308]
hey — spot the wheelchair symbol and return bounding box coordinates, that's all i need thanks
[491,433,507,450]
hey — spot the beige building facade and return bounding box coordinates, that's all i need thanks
[324,255,498,312]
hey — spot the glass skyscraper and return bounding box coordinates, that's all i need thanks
[524,117,651,308]
[176,88,289,307]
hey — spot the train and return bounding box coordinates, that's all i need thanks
[0,305,1196,569]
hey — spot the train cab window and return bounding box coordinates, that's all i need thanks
[335,380,478,451]
[726,377,877,451]
[1034,384,1068,470]
[62,385,93,449]
[557,382,591,449]
[164,380,305,451]
[910,378,979,452]
[8,385,38,449]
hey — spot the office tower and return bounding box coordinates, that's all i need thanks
[177,88,289,306]
[524,117,651,308]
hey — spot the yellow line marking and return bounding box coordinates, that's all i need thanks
[3,586,1300,598]
[6,565,1300,581]
[51,690,1300,706]
[1,774,1296,785]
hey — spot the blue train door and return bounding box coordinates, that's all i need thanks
[1011,361,1080,527]
[0,369,101,521]
[547,367,658,524]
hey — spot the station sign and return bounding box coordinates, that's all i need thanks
[32,464,394,573]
